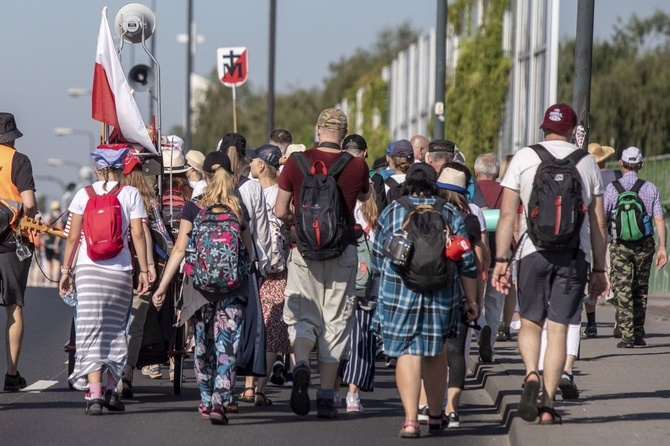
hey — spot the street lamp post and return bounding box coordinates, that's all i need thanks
[54,127,97,151]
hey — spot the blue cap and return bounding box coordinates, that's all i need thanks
[246,144,282,169]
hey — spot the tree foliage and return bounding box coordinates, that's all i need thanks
[557,11,670,156]
[445,0,512,165]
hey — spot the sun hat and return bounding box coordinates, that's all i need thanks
[588,143,615,164]
[162,148,189,174]
[0,113,23,143]
[185,150,206,172]
[436,167,468,195]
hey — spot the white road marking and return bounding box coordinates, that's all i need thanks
[22,380,58,392]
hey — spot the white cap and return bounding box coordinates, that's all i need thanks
[621,146,643,164]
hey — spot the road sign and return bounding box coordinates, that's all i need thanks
[217,47,248,87]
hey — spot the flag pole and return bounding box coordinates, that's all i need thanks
[232,85,237,133]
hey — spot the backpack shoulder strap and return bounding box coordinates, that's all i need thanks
[566,148,588,166]
[385,177,399,188]
[84,185,97,198]
[328,152,354,176]
[432,197,448,213]
[110,183,124,196]
[293,152,311,177]
[612,181,625,194]
[529,144,553,162]
[631,179,645,194]
[396,196,415,213]
[614,170,623,180]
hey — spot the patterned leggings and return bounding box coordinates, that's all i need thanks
[192,299,244,408]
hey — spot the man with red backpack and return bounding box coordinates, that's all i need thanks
[276,108,370,418]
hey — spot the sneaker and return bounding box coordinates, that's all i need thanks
[418,405,430,424]
[496,323,509,342]
[558,373,579,400]
[633,335,646,346]
[583,325,597,338]
[375,338,385,359]
[617,341,634,349]
[4,372,27,392]
[428,412,449,435]
[198,403,212,419]
[333,392,342,408]
[346,392,363,413]
[510,318,521,330]
[209,405,228,425]
[479,326,493,363]
[446,412,460,428]
[284,372,293,388]
[290,363,311,416]
[316,397,338,419]
[85,399,104,415]
[270,359,286,386]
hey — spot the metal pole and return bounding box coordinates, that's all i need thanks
[233,85,238,133]
[149,0,156,120]
[434,0,447,140]
[267,0,277,137]
[186,0,194,150]
[572,0,595,149]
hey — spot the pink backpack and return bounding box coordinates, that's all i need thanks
[83,184,125,261]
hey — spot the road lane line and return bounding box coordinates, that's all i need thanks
[22,380,58,392]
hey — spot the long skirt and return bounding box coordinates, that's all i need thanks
[69,266,133,387]
[339,307,376,392]
[259,271,290,354]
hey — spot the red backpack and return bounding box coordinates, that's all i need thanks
[83,184,125,261]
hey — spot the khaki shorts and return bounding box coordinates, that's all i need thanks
[283,245,357,363]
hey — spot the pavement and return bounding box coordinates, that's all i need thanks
[467,296,670,446]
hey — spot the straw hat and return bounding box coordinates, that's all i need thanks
[185,150,205,172]
[436,167,467,195]
[162,148,189,173]
[588,143,615,164]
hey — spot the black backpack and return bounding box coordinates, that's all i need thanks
[525,144,588,252]
[293,152,354,260]
[385,177,403,204]
[396,196,454,292]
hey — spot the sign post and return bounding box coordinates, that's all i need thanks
[217,46,248,133]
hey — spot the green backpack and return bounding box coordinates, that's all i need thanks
[612,179,647,242]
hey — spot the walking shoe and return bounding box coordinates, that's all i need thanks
[103,389,125,412]
[558,373,579,400]
[85,398,104,415]
[496,323,510,342]
[617,341,634,349]
[198,403,212,419]
[479,325,493,363]
[633,335,646,346]
[3,372,27,392]
[428,412,448,435]
[385,358,397,368]
[269,358,285,386]
[418,405,430,424]
[209,405,228,425]
[583,325,597,338]
[290,363,311,416]
[333,392,342,408]
[316,396,338,419]
[346,392,363,413]
[446,412,460,428]
[613,324,622,339]
[284,372,293,388]
[375,337,385,359]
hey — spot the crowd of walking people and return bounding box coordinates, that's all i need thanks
[0,105,666,435]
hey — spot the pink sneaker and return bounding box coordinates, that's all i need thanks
[346,393,363,413]
[198,403,212,419]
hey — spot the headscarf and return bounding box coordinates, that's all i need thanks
[90,144,130,170]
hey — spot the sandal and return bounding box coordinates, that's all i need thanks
[428,412,448,435]
[142,365,162,380]
[518,371,540,422]
[538,406,562,425]
[169,368,175,383]
[399,420,421,438]
[238,387,256,403]
[103,389,125,412]
[254,392,273,406]
[226,402,239,414]
[85,398,104,416]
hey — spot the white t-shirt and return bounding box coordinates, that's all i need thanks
[468,203,486,233]
[68,181,147,271]
[384,173,406,193]
[501,140,603,263]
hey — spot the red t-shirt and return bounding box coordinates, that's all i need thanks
[278,149,370,216]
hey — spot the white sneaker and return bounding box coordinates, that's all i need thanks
[346,393,363,412]
[418,405,429,423]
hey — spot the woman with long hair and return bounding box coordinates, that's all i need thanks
[153,151,253,425]
[59,146,149,415]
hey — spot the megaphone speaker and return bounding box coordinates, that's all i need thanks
[128,64,155,92]
[114,3,156,44]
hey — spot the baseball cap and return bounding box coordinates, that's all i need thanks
[406,163,437,183]
[203,151,232,174]
[217,133,247,155]
[122,149,142,175]
[390,139,414,158]
[540,103,577,135]
[621,146,643,164]
[429,139,456,153]
[246,144,282,169]
[372,155,388,171]
[343,134,367,151]
[317,108,347,130]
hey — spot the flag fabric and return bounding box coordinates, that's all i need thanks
[92,7,156,153]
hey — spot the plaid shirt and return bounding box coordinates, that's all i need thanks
[604,171,662,237]
[371,196,476,357]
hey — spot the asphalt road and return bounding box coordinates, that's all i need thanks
[0,287,509,446]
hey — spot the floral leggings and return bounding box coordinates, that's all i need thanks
[192,298,244,409]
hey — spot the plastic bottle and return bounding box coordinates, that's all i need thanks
[62,290,78,307]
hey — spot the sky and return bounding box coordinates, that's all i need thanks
[2,0,669,206]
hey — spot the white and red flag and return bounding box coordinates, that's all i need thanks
[92,7,156,153]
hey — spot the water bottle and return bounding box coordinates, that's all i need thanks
[62,290,78,307]
[186,237,196,254]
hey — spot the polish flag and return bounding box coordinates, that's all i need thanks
[92,7,156,153]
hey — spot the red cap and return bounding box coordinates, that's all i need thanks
[122,149,142,175]
[540,103,577,135]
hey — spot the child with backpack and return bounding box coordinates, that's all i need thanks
[371,163,479,437]
[153,151,254,425]
[59,145,150,415]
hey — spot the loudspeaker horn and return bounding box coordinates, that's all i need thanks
[114,3,156,44]
[128,64,155,92]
